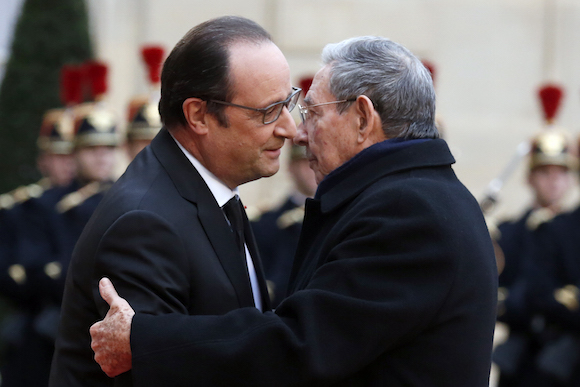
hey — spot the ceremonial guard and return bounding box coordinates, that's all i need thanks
[251,142,317,307]
[0,64,81,386]
[38,60,120,301]
[0,65,80,274]
[125,45,165,160]
[493,84,578,387]
[528,179,580,386]
[0,67,81,386]
[54,97,120,261]
[0,61,120,387]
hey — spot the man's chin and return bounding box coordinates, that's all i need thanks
[262,166,280,178]
[249,163,280,182]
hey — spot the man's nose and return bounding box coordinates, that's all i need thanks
[293,122,308,146]
[275,107,297,139]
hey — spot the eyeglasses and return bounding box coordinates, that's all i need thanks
[208,86,302,125]
[298,98,356,124]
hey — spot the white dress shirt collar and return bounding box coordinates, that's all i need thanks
[170,133,238,207]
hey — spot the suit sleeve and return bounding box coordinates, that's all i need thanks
[93,209,190,318]
[129,189,460,386]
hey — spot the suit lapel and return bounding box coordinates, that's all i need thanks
[150,129,255,308]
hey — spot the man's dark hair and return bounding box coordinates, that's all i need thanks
[159,16,272,129]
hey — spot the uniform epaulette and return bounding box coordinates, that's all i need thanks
[45,261,63,280]
[8,264,26,284]
[37,177,52,190]
[276,206,305,229]
[56,181,111,214]
[554,284,579,311]
[0,192,15,210]
[525,207,556,231]
[21,180,50,202]
[0,179,50,210]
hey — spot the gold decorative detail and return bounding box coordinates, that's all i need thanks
[11,186,30,203]
[8,264,26,284]
[498,287,509,302]
[0,179,51,210]
[245,206,263,222]
[143,103,161,127]
[44,262,62,280]
[27,184,44,199]
[87,110,116,133]
[0,193,15,210]
[526,207,555,231]
[58,111,75,140]
[276,207,305,229]
[37,178,52,190]
[537,132,566,156]
[554,284,579,311]
[266,280,276,303]
[56,181,103,213]
[529,130,578,170]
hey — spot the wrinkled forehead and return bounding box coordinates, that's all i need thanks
[304,66,333,105]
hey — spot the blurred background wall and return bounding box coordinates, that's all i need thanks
[2,0,580,222]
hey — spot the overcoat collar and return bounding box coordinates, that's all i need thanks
[150,128,271,311]
[289,139,456,293]
[317,139,455,213]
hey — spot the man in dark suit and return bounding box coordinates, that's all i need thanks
[49,16,299,386]
[90,36,498,386]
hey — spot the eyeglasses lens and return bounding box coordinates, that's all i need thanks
[263,89,301,124]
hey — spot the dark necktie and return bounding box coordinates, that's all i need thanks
[222,195,245,256]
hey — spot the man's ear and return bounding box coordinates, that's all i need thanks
[182,98,209,135]
[354,95,381,143]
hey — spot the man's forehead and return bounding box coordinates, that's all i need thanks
[305,66,332,104]
[228,41,291,102]
[229,41,288,75]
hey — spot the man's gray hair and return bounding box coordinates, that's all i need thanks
[321,36,439,139]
